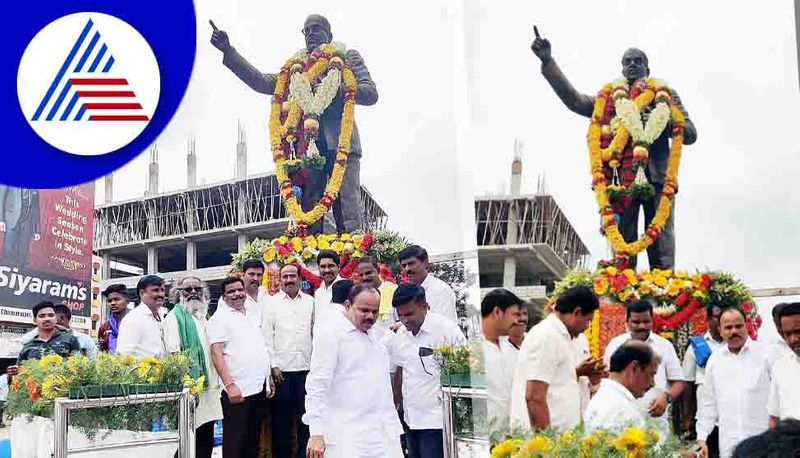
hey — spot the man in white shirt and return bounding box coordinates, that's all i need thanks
[262,264,315,458]
[313,250,342,314]
[304,283,403,458]
[682,304,724,455]
[766,303,792,367]
[163,276,223,458]
[510,285,601,432]
[398,245,458,323]
[242,258,270,328]
[697,307,771,458]
[604,299,685,439]
[209,276,272,458]
[585,341,659,433]
[116,275,168,358]
[768,302,800,427]
[480,288,523,432]
[388,284,466,458]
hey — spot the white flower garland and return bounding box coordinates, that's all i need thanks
[289,68,342,117]
[614,97,670,145]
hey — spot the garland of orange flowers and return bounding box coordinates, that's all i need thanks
[269,44,357,234]
[588,79,685,264]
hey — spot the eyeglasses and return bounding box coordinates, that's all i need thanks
[418,346,434,376]
[301,25,326,37]
[182,286,203,293]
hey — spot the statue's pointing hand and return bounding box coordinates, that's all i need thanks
[209,20,231,53]
[531,25,551,63]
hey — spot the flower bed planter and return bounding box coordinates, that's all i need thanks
[440,373,485,389]
[68,383,183,399]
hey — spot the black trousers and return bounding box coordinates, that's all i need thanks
[221,387,267,458]
[707,426,720,458]
[406,429,444,458]
[272,371,309,458]
[195,421,215,458]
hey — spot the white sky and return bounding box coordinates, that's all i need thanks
[99,0,800,290]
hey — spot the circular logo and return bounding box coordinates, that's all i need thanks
[17,12,160,156]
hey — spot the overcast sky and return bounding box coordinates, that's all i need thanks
[99,0,799,290]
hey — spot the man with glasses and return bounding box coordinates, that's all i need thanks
[117,275,168,358]
[164,277,223,458]
[210,14,378,234]
[387,284,466,458]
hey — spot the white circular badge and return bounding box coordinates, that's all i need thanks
[17,12,160,156]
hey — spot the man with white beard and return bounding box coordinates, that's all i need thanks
[164,276,223,458]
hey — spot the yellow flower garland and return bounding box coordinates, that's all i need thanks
[269,45,357,229]
[588,80,685,260]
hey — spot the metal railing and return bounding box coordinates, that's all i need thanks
[441,385,488,458]
[53,389,195,457]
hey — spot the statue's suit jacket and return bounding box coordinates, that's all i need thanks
[222,47,378,157]
[0,186,40,233]
[541,59,697,185]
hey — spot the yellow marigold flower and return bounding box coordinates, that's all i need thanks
[490,439,521,458]
[278,235,289,244]
[653,275,668,288]
[667,279,681,297]
[116,354,137,367]
[619,288,634,303]
[291,237,303,252]
[352,234,364,246]
[331,241,345,253]
[304,236,318,249]
[41,374,68,400]
[692,275,704,288]
[520,436,554,455]
[612,426,648,453]
[340,233,351,241]
[647,429,661,444]
[39,354,64,369]
[606,266,618,276]
[558,430,576,445]
[18,366,31,378]
[593,277,609,296]
[318,238,331,250]
[638,281,653,296]
[675,270,687,279]
[195,376,205,393]
[693,289,707,301]
[301,248,314,261]
[264,248,277,263]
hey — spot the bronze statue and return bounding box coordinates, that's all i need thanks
[211,14,378,234]
[531,27,697,270]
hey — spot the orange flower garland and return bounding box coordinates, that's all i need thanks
[269,44,357,233]
[588,79,685,263]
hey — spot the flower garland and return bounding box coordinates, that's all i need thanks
[269,42,357,234]
[588,78,685,265]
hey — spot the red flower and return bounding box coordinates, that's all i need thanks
[742,302,753,313]
[611,275,628,291]
[360,232,374,251]
[755,315,763,328]
[701,274,712,290]
[675,292,689,308]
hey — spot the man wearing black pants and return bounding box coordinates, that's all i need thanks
[263,264,315,457]
[209,276,274,458]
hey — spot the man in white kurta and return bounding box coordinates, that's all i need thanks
[768,302,800,425]
[697,308,771,458]
[398,245,458,323]
[585,341,659,433]
[116,275,168,358]
[304,283,403,458]
[604,300,685,439]
[163,276,223,458]
[312,250,342,315]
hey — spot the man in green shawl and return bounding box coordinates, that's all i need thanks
[164,276,223,458]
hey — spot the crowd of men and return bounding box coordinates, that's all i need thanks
[479,284,800,458]
[11,244,472,458]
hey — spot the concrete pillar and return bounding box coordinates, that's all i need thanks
[187,137,197,188]
[511,139,523,196]
[236,121,247,180]
[104,174,113,204]
[101,252,111,280]
[503,255,517,288]
[147,246,158,275]
[147,145,159,195]
[186,241,197,271]
[237,233,248,252]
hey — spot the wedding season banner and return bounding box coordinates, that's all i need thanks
[0,183,94,329]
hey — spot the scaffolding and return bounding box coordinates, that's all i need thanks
[474,195,589,269]
[94,173,388,250]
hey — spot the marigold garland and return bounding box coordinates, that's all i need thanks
[588,78,685,265]
[269,43,357,233]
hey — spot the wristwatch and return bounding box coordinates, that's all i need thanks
[665,392,673,404]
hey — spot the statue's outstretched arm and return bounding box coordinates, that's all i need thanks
[541,59,595,118]
[345,50,378,106]
[222,47,279,95]
[670,89,696,145]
